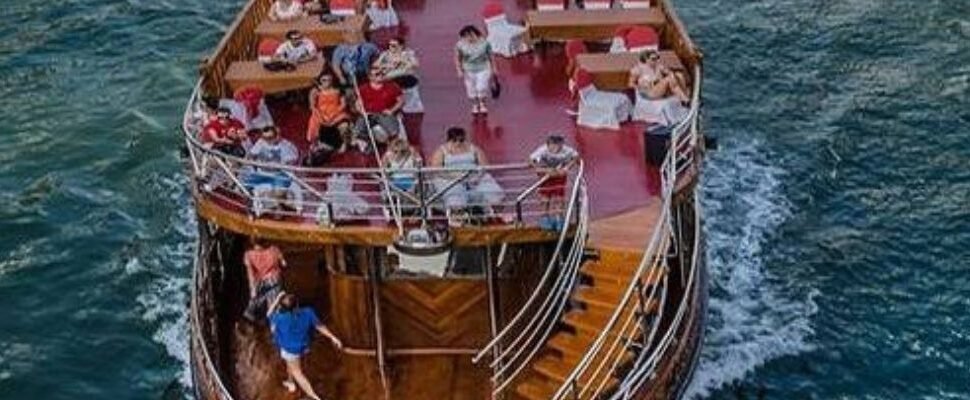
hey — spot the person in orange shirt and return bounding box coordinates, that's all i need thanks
[243,238,288,321]
[306,73,351,145]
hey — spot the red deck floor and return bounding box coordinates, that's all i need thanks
[269,0,660,219]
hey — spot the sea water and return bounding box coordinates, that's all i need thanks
[0,0,968,399]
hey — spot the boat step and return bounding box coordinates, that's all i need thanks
[514,373,561,400]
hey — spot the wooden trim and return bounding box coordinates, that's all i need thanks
[199,0,275,97]
[194,195,566,246]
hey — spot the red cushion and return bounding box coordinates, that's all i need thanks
[481,2,504,18]
[573,68,594,89]
[331,0,356,9]
[613,25,635,39]
[625,26,659,48]
[257,38,282,57]
[565,39,587,60]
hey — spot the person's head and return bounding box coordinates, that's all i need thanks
[262,126,280,143]
[315,72,335,88]
[250,236,267,248]
[459,25,482,41]
[546,134,565,152]
[388,37,405,51]
[285,30,303,43]
[639,50,660,64]
[216,107,232,121]
[446,127,467,144]
[279,293,298,312]
[368,65,385,83]
[389,137,409,154]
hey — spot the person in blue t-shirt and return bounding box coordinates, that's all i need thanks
[267,292,343,400]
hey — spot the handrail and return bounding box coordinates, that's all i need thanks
[191,240,237,400]
[470,162,589,395]
[548,61,703,400]
[181,84,578,227]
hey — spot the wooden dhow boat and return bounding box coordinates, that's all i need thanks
[182,0,706,398]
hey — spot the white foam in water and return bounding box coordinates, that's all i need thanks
[684,141,817,399]
[132,175,196,391]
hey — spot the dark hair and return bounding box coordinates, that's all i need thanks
[285,29,301,40]
[216,107,231,115]
[639,50,660,63]
[547,134,565,144]
[459,25,481,38]
[202,95,220,110]
[280,293,297,312]
[263,126,280,135]
[316,71,335,84]
[389,36,405,46]
[446,126,466,142]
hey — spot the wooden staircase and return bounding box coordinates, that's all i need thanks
[513,248,664,400]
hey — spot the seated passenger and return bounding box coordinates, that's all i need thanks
[249,126,299,165]
[365,0,400,30]
[246,127,303,215]
[302,0,328,14]
[200,107,248,157]
[430,127,504,226]
[354,67,404,143]
[224,86,275,131]
[274,30,319,65]
[628,50,689,125]
[382,137,422,193]
[307,73,351,144]
[267,293,342,400]
[374,37,419,89]
[331,32,380,85]
[269,0,306,21]
[529,134,579,230]
[243,238,286,321]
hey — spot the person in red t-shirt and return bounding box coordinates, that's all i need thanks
[243,238,288,321]
[201,107,248,157]
[354,66,404,144]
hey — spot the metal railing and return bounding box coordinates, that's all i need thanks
[181,85,579,229]
[471,162,589,396]
[548,62,703,400]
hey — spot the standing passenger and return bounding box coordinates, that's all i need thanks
[267,293,343,400]
[529,134,579,230]
[454,25,498,114]
[243,238,286,321]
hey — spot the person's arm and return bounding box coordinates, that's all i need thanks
[430,147,444,167]
[315,323,343,350]
[331,52,348,84]
[387,86,404,114]
[474,146,489,166]
[266,291,286,318]
[268,3,280,21]
[528,146,546,171]
[243,253,256,297]
[627,67,639,89]
[454,46,464,78]
[487,44,498,77]
[275,246,288,269]
[299,41,318,62]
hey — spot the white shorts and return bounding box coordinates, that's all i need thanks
[280,348,306,361]
[463,69,492,99]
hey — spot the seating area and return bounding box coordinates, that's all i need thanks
[192,0,697,230]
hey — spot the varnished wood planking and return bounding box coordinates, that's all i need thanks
[588,200,662,254]
[381,280,490,347]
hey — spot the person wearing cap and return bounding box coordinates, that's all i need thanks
[529,135,579,230]
[267,292,342,400]
[274,30,319,65]
[200,107,248,157]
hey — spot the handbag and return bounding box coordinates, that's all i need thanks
[489,75,502,99]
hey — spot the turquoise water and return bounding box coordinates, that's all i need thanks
[0,0,968,399]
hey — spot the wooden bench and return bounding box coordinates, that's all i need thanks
[255,15,369,47]
[525,9,665,41]
[224,59,327,94]
[575,50,684,91]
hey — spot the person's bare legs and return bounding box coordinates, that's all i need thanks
[285,358,322,400]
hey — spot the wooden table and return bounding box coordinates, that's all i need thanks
[255,15,369,47]
[224,59,327,94]
[575,50,684,90]
[525,9,665,41]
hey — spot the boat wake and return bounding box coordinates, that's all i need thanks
[684,141,817,399]
[129,174,196,395]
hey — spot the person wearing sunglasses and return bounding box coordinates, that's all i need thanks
[629,50,689,104]
[628,50,690,125]
[354,65,405,144]
[274,30,319,65]
[374,36,420,89]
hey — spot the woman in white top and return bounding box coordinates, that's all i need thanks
[382,137,422,192]
[430,127,503,225]
[269,0,306,22]
[628,50,689,103]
